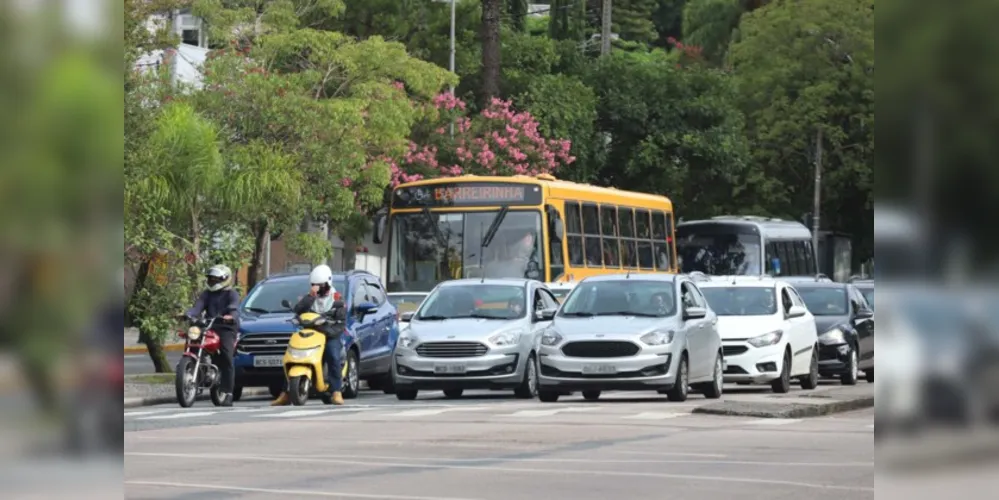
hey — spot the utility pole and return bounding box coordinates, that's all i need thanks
[449,0,456,137]
[600,0,612,56]
[812,128,823,270]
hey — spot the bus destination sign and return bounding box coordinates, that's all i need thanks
[392,182,542,208]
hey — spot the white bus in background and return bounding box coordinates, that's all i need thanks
[676,216,818,278]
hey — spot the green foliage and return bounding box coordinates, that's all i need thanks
[615,0,660,45]
[285,231,336,265]
[682,0,743,64]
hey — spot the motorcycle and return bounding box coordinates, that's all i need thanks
[280,299,348,406]
[174,315,230,408]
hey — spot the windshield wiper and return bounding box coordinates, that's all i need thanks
[243,307,270,314]
[467,313,507,320]
[561,311,594,317]
[596,311,662,317]
[418,315,449,321]
[481,205,510,249]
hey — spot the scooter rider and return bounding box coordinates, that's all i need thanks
[184,264,240,407]
[272,264,347,406]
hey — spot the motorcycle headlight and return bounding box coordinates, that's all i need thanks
[540,328,563,346]
[640,330,674,346]
[819,327,847,345]
[747,330,783,348]
[187,326,202,340]
[489,331,521,346]
[399,334,418,349]
[289,347,319,360]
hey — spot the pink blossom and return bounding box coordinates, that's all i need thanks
[341,178,352,187]
[392,81,405,90]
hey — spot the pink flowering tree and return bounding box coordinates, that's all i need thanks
[389,92,576,186]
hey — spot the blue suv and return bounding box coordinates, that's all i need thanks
[233,270,400,400]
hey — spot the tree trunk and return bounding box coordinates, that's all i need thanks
[142,328,173,373]
[247,220,268,291]
[481,0,503,102]
[508,0,528,32]
[127,259,151,333]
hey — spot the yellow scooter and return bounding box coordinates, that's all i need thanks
[280,300,349,406]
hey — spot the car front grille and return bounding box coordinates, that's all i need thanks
[416,342,488,358]
[561,340,641,358]
[723,345,749,357]
[236,333,292,355]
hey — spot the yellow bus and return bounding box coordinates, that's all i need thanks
[372,174,678,292]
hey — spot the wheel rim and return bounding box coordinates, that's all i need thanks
[680,360,688,395]
[811,351,818,377]
[299,377,310,396]
[183,366,196,401]
[527,359,538,395]
[783,354,791,385]
[348,355,359,392]
[850,350,858,380]
[714,357,723,393]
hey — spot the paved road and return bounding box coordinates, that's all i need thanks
[125,351,182,375]
[125,383,874,499]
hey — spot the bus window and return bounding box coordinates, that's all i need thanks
[618,207,638,269]
[636,209,651,239]
[793,241,810,276]
[676,223,763,275]
[565,202,585,267]
[766,242,781,275]
[600,206,620,268]
[582,203,602,267]
[653,211,670,271]
[546,205,566,281]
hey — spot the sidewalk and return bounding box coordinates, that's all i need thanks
[123,328,184,354]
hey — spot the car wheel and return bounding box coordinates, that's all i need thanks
[514,354,538,399]
[666,354,689,402]
[582,390,601,401]
[799,346,819,390]
[841,347,859,386]
[538,390,560,403]
[771,350,792,394]
[865,368,874,383]
[696,353,724,399]
[395,388,418,401]
[342,349,360,399]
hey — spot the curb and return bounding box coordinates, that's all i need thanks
[692,394,874,419]
[124,343,186,355]
[124,387,272,408]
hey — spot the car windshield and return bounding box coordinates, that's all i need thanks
[416,284,527,320]
[388,294,427,315]
[796,286,848,316]
[859,288,874,311]
[559,280,676,318]
[700,286,777,316]
[387,210,543,292]
[242,276,348,314]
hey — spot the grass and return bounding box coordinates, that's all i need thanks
[127,373,174,385]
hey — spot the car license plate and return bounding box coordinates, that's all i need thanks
[582,364,617,375]
[433,364,467,374]
[253,355,283,368]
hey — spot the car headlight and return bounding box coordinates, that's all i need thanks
[540,328,563,346]
[489,331,521,346]
[398,334,418,349]
[187,326,202,340]
[289,347,319,360]
[640,330,674,346]
[819,327,847,345]
[747,330,783,348]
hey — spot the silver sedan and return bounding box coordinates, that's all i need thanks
[537,273,724,403]
[392,278,561,400]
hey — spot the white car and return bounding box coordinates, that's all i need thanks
[698,277,819,393]
[387,292,429,334]
[545,281,577,303]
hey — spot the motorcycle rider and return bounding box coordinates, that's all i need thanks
[184,264,240,407]
[272,264,347,406]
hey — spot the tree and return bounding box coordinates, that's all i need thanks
[614,0,660,45]
[682,0,743,64]
[728,0,873,259]
[481,0,504,101]
[507,0,529,32]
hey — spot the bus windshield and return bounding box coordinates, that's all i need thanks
[387,210,543,292]
[677,224,762,275]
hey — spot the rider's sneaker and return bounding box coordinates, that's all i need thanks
[270,392,290,406]
[332,391,344,405]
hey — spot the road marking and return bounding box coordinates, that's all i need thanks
[126,480,484,500]
[136,411,218,420]
[383,407,487,417]
[620,412,688,420]
[124,411,163,418]
[745,419,802,426]
[501,408,601,417]
[257,409,339,418]
[341,441,727,458]
[126,452,875,492]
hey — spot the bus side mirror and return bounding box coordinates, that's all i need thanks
[373,214,387,245]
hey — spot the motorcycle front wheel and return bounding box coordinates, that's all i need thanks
[288,375,310,406]
[175,357,197,408]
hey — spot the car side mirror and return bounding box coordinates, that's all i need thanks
[400,311,415,322]
[354,301,378,316]
[855,307,874,320]
[534,308,556,322]
[281,299,292,310]
[787,305,807,318]
[683,306,707,321]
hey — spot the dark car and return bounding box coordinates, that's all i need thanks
[849,277,874,311]
[233,270,400,400]
[792,281,874,385]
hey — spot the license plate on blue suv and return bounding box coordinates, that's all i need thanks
[253,356,283,368]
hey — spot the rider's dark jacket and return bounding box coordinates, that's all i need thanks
[292,295,347,339]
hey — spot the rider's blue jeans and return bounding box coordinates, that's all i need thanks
[324,336,344,392]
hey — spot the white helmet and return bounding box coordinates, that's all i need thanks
[309,264,334,290]
[206,264,233,292]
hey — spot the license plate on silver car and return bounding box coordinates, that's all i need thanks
[582,364,617,375]
[433,364,467,374]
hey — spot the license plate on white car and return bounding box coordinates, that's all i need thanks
[582,364,617,375]
[433,364,467,374]
[253,356,283,368]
